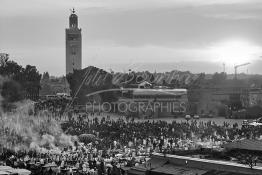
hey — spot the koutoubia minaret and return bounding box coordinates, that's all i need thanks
[65,8,82,75]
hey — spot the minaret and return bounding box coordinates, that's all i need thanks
[66,8,82,74]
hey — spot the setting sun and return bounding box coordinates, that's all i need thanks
[210,40,261,65]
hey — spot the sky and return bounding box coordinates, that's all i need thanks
[1,0,262,76]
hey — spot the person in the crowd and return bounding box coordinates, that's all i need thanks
[0,97,258,175]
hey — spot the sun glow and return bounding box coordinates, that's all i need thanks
[210,40,261,65]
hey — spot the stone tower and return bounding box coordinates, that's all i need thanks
[66,9,82,75]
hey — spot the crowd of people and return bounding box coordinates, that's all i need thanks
[62,114,242,153]
[34,97,70,115]
[1,97,262,175]
[0,141,145,175]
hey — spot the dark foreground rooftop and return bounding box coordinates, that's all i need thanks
[128,153,262,175]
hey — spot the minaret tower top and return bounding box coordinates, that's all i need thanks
[66,8,82,75]
[69,8,78,28]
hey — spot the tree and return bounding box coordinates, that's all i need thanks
[0,53,9,67]
[162,79,167,86]
[40,83,53,95]
[66,66,116,104]
[211,72,227,85]
[1,80,24,103]
[42,72,50,81]
[20,65,42,100]
[0,57,42,102]
[0,59,23,78]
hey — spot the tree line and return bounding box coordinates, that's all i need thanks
[0,56,41,110]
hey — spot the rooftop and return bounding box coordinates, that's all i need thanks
[133,88,187,96]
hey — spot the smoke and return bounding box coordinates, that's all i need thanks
[0,76,77,154]
[0,110,77,153]
[0,75,8,113]
[29,134,77,154]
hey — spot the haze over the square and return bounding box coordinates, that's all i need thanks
[3,1,262,173]
[1,0,262,75]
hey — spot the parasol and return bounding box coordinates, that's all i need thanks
[42,163,57,168]
[185,115,191,121]
[106,164,113,168]
[193,115,200,119]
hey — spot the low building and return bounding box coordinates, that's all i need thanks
[241,88,262,108]
[118,88,188,118]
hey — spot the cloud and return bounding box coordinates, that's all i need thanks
[1,0,261,16]
[1,0,262,75]
[205,13,259,20]
[82,4,262,48]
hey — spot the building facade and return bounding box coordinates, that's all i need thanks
[118,88,188,118]
[241,88,262,108]
[66,9,82,75]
